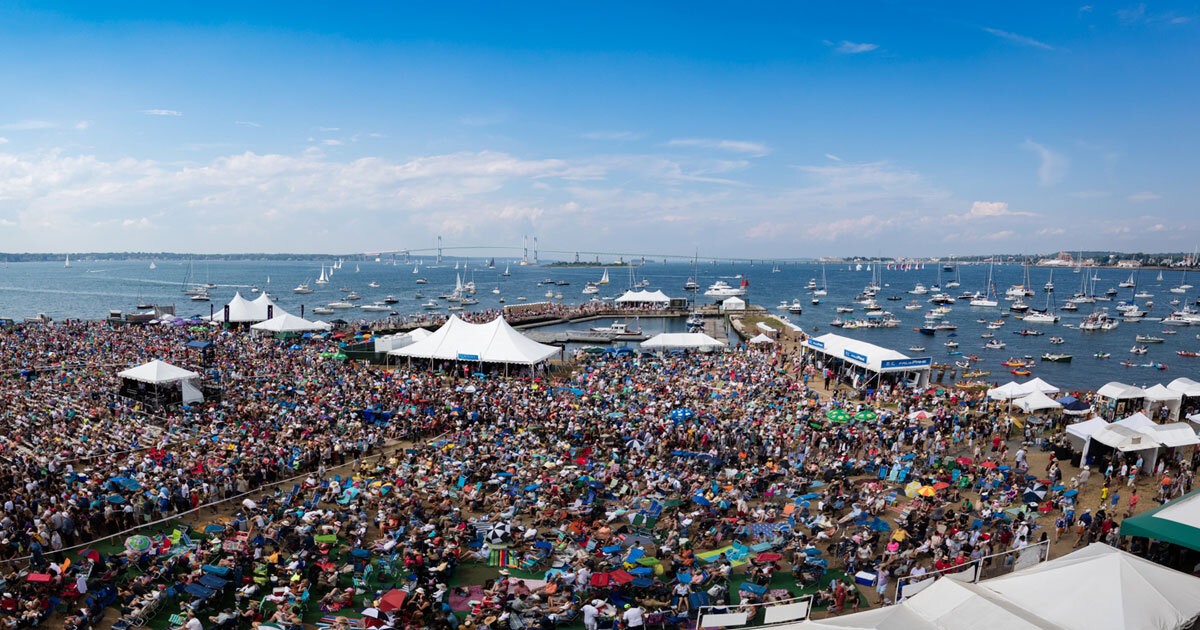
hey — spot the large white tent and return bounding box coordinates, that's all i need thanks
[748,333,775,344]
[1064,416,1109,452]
[641,332,726,351]
[389,315,560,365]
[1167,377,1200,397]
[613,289,671,304]
[1097,381,1146,400]
[720,296,746,311]
[250,313,330,333]
[987,381,1026,401]
[206,291,286,323]
[786,543,1200,630]
[1016,377,1060,396]
[1144,383,1184,420]
[118,359,199,384]
[1014,390,1062,413]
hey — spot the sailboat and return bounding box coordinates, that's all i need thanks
[315,265,329,284]
[355,264,360,273]
[1170,268,1190,294]
[813,264,828,296]
[412,265,419,274]
[945,260,961,289]
[1119,271,1136,288]
[598,269,610,285]
[1157,270,1164,282]
[772,263,781,273]
[502,265,511,277]
[488,258,495,269]
[64,254,70,268]
[149,261,156,270]
[969,258,999,307]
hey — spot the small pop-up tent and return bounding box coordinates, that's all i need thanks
[641,332,726,352]
[1121,486,1200,551]
[117,359,203,406]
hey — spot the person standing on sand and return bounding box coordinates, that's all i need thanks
[1078,466,1091,490]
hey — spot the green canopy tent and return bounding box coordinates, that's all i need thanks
[1121,486,1200,551]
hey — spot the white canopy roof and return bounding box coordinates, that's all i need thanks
[1097,381,1146,400]
[1116,411,1156,431]
[789,543,1200,630]
[1090,424,1160,452]
[1145,383,1184,403]
[1167,378,1200,397]
[206,291,287,323]
[720,296,746,310]
[1015,390,1063,413]
[984,543,1200,630]
[118,359,199,384]
[748,333,775,344]
[804,333,931,374]
[1016,377,1060,396]
[250,313,331,333]
[1146,423,1200,449]
[987,381,1025,401]
[1065,417,1109,443]
[388,315,559,365]
[613,289,670,304]
[641,332,726,351]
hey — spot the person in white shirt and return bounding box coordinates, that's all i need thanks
[183,613,203,630]
[622,604,645,628]
[581,600,602,630]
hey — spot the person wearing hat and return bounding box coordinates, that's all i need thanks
[621,603,645,628]
[581,599,602,630]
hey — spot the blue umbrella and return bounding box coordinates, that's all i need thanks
[692,495,711,507]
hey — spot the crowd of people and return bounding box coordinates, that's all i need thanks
[0,317,1194,630]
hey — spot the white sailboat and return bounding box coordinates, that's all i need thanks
[315,265,329,284]
[813,264,828,296]
[1157,270,1164,282]
[969,258,999,307]
[502,265,511,277]
[412,265,419,274]
[149,261,156,270]
[355,264,360,273]
[598,269,610,284]
[64,254,71,268]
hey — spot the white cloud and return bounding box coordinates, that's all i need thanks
[75,121,90,130]
[983,230,1016,240]
[581,131,642,141]
[318,127,340,131]
[1079,5,1094,12]
[950,201,1038,222]
[122,217,152,229]
[806,214,897,240]
[322,139,343,146]
[235,121,262,128]
[1069,190,1110,199]
[1022,139,1068,186]
[824,153,842,162]
[1148,223,1167,232]
[0,137,6,144]
[667,138,770,156]
[982,27,1055,50]
[141,109,182,116]
[1,120,56,130]
[1037,227,1066,236]
[834,41,879,54]
[1128,191,1160,201]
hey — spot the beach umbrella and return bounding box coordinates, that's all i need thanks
[916,486,936,497]
[361,608,383,619]
[854,410,878,421]
[125,535,152,552]
[1063,489,1079,498]
[980,462,998,469]
[908,410,932,420]
[77,549,100,562]
[904,481,922,498]
[627,439,645,451]
[484,522,513,546]
[997,465,1011,471]
[1023,483,1048,503]
[826,409,851,423]
[932,482,951,490]
[956,457,973,466]
[378,589,408,612]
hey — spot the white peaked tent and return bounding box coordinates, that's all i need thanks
[641,332,726,352]
[1016,377,1060,396]
[1144,383,1184,420]
[720,296,746,311]
[1064,416,1109,452]
[788,544,1200,630]
[1167,377,1200,397]
[1014,390,1062,413]
[1097,381,1146,400]
[389,315,559,365]
[118,359,199,384]
[250,313,331,333]
[983,543,1200,630]
[613,289,670,304]
[987,381,1026,401]
[117,359,203,405]
[748,333,775,344]
[207,291,284,323]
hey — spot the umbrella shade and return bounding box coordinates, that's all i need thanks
[956,457,973,465]
[379,589,407,612]
[932,482,951,490]
[980,462,998,469]
[917,486,937,497]
[826,409,852,423]
[909,410,932,420]
[361,608,383,619]
[125,535,152,552]
[854,410,878,421]
[77,549,100,562]
[1063,489,1079,498]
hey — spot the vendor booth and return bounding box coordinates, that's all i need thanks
[803,333,931,390]
[117,359,203,408]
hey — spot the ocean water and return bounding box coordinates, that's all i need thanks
[1,258,1198,390]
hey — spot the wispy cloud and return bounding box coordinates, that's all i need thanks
[1069,190,1110,199]
[1079,5,1094,13]
[667,138,770,156]
[581,131,642,141]
[1,120,56,131]
[141,109,182,117]
[75,121,90,130]
[1116,3,1192,24]
[460,112,507,127]
[1128,191,1160,201]
[235,121,262,128]
[830,40,879,54]
[982,27,1055,50]
[1037,227,1066,236]
[0,137,7,144]
[1022,139,1068,186]
[1148,223,1167,231]
[824,153,843,162]
[318,126,340,131]
[322,139,343,146]
[950,201,1038,222]
[983,230,1016,240]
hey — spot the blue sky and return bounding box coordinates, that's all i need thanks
[0,2,1197,257]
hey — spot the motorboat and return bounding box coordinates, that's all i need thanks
[1023,311,1058,323]
[1135,335,1165,343]
[190,291,211,301]
[1078,311,1119,331]
[1049,337,1065,344]
[384,295,399,303]
[788,300,803,314]
[704,280,746,297]
[415,278,428,284]
[1042,353,1072,362]
[909,283,928,295]
[345,292,361,301]
[684,278,700,291]
[312,306,334,315]
[293,283,313,294]
[984,339,1006,349]
[836,306,854,313]
[909,345,925,352]
[328,301,355,309]
[368,281,380,288]
[339,286,351,292]
[590,321,641,335]
[945,340,959,348]
[421,301,439,309]
[360,303,389,312]
[583,282,600,295]
[1094,352,1110,359]
[1130,345,1148,355]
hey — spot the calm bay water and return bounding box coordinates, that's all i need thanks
[2,258,1198,390]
